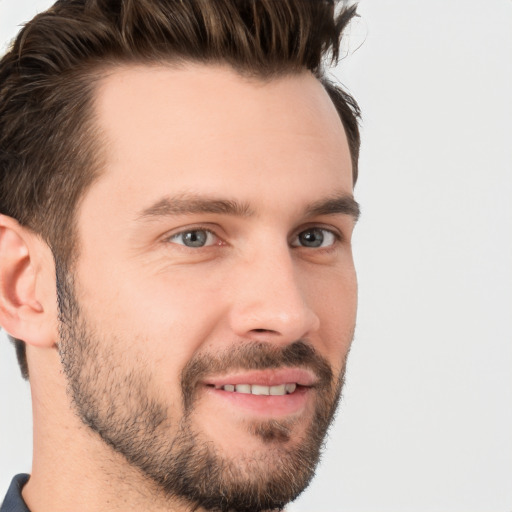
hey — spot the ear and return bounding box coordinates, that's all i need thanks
[0,215,58,348]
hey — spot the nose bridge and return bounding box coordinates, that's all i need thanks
[229,240,320,341]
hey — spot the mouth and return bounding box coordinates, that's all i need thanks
[208,382,298,396]
[202,368,316,417]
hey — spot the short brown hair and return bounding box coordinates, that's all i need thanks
[0,0,361,379]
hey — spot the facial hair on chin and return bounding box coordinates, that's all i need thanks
[55,261,348,512]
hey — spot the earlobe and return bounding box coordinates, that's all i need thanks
[0,215,57,348]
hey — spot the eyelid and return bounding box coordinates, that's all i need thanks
[293,223,343,240]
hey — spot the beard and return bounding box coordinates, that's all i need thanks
[55,261,348,512]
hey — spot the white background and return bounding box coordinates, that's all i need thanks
[1,1,511,511]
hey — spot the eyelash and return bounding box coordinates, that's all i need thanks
[166,225,342,250]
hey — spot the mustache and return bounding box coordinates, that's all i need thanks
[180,340,334,410]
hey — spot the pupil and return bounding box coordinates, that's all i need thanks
[300,229,323,247]
[184,230,207,247]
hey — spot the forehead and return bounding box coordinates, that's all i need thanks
[85,64,352,219]
[94,64,346,143]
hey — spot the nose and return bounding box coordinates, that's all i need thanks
[228,245,320,344]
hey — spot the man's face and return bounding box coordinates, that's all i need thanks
[58,64,358,511]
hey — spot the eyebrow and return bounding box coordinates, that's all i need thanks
[137,193,254,220]
[136,192,360,222]
[305,195,360,222]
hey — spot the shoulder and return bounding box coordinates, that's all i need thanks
[1,475,31,512]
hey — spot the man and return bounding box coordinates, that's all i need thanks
[0,0,361,511]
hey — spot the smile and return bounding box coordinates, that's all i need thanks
[211,383,297,395]
[201,368,317,417]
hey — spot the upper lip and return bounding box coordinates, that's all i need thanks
[203,368,318,388]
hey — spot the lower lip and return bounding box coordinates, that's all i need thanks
[204,385,311,417]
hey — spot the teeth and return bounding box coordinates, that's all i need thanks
[235,384,251,394]
[285,383,297,394]
[251,384,270,395]
[217,383,297,395]
[270,384,286,396]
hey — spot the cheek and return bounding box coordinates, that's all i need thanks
[75,264,229,386]
[139,276,233,391]
[307,266,357,366]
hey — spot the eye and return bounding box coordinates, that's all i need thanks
[291,228,338,248]
[169,229,218,248]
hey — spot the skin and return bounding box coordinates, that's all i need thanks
[0,64,357,512]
